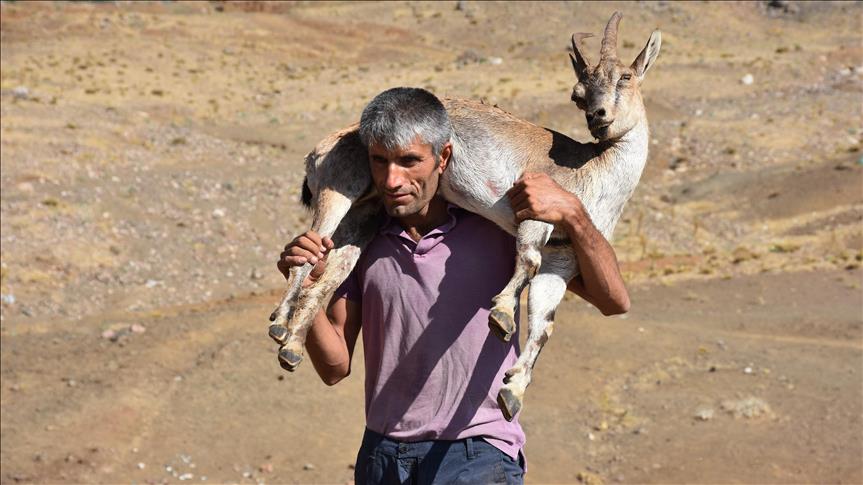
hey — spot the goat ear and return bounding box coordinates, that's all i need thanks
[569,53,582,80]
[570,33,593,80]
[631,30,661,82]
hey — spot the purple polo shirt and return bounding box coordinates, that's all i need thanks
[335,204,525,461]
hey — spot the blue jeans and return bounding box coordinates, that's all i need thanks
[355,428,524,485]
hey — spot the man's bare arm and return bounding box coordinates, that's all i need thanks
[305,297,361,385]
[507,172,630,315]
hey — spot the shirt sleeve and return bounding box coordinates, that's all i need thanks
[332,266,361,302]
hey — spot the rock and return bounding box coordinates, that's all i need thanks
[179,473,194,481]
[101,329,117,340]
[456,49,484,66]
[576,470,603,485]
[137,462,146,470]
[1,294,15,305]
[212,208,226,218]
[259,463,273,473]
[130,323,146,334]
[694,407,715,421]
[740,73,754,85]
[303,463,316,471]
[765,0,799,15]
[721,397,772,418]
[731,247,756,264]
[250,268,264,280]
[488,56,503,65]
[13,86,29,99]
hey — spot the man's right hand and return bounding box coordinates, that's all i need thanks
[277,231,335,288]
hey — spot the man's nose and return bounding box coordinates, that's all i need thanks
[384,165,405,190]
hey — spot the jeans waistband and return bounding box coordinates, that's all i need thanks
[360,428,485,460]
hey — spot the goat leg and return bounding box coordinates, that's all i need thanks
[277,201,380,371]
[498,246,577,421]
[488,220,553,342]
[268,189,354,345]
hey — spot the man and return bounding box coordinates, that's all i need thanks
[278,87,629,484]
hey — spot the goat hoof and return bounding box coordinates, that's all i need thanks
[488,309,515,342]
[268,324,289,345]
[278,347,304,372]
[497,387,522,422]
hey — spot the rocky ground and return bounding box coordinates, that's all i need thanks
[1,1,861,484]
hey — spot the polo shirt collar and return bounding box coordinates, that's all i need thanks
[380,203,463,255]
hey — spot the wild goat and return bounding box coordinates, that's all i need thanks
[268,12,660,421]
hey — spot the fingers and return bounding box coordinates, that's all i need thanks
[508,189,530,210]
[322,236,335,251]
[279,231,330,272]
[515,208,536,222]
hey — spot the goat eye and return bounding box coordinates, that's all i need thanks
[619,73,632,83]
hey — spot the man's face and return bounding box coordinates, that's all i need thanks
[368,137,447,218]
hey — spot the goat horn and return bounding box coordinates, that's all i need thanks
[600,11,623,60]
[570,32,594,71]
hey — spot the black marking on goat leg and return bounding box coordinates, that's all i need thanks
[301,176,312,208]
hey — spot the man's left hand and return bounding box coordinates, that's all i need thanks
[506,172,584,225]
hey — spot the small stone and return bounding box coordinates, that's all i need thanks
[145,279,159,288]
[259,463,273,473]
[740,73,754,85]
[130,323,146,334]
[212,208,226,218]
[744,366,753,374]
[137,462,146,470]
[694,407,715,421]
[179,473,194,481]
[721,397,772,419]
[488,56,503,65]
[455,49,483,65]
[13,86,30,99]
[1,294,15,305]
[250,268,264,280]
[303,463,315,471]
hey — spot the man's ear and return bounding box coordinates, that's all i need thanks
[438,142,452,173]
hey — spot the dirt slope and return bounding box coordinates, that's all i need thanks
[1,1,861,484]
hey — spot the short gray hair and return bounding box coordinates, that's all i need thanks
[359,87,452,158]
